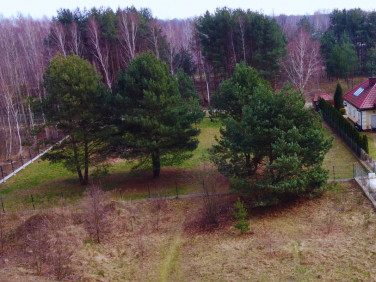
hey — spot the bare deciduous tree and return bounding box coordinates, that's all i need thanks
[84,185,107,243]
[0,17,50,160]
[165,21,177,74]
[69,22,82,56]
[0,213,4,254]
[48,222,82,280]
[282,28,323,95]
[148,20,161,59]
[87,17,112,88]
[50,21,67,57]
[199,166,225,226]
[24,214,51,275]
[118,9,139,65]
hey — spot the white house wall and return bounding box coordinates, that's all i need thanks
[362,111,367,129]
[344,101,374,130]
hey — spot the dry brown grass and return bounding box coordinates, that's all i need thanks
[1,181,376,281]
[304,77,368,101]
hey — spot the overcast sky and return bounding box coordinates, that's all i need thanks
[0,0,374,19]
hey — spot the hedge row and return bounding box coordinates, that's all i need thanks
[318,98,369,154]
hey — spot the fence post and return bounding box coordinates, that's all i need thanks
[120,189,123,200]
[147,184,151,200]
[10,160,14,173]
[20,155,23,166]
[175,181,179,199]
[60,192,65,207]
[31,194,35,210]
[353,163,355,178]
[1,196,5,213]
[29,148,32,160]
[0,166,4,182]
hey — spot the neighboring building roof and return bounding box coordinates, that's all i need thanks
[313,93,332,103]
[344,78,376,110]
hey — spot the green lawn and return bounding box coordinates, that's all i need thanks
[0,118,223,212]
[364,132,376,159]
[180,117,221,168]
[0,117,363,212]
[322,124,365,179]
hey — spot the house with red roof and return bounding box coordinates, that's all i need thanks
[344,77,376,130]
[313,93,333,110]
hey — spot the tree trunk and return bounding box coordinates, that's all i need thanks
[152,149,160,178]
[245,153,251,175]
[84,138,89,185]
[71,137,85,185]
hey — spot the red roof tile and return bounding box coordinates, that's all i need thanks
[344,78,376,109]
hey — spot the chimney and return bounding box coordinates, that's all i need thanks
[370,77,376,86]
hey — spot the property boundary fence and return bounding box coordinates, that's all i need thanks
[0,181,232,215]
[354,163,376,209]
[0,136,68,184]
[321,111,375,172]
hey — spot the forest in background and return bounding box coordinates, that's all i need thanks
[1,7,376,162]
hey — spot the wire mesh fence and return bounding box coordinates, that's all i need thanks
[0,136,68,184]
[0,141,51,183]
[354,163,376,208]
[0,145,46,182]
[321,111,376,172]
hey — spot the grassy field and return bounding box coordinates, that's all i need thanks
[0,116,364,212]
[365,132,376,159]
[322,123,366,179]
[0,118,222,212]
[1,180,375,281]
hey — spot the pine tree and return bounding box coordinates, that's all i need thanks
[40,54,110,185]
[114,52,204,178]
[232,199,249,233]
[334,83,344,110]
[211,65,333,205]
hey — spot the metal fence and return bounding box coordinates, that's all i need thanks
[354,163,376,209]
[0,136,68,184]
[321,111,375,172]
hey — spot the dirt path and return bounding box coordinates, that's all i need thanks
[158,229,183,281]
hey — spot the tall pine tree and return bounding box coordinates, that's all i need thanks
[40,54,110,185]
[114,52,204,178]
[334,83,344,110]
[210,65,332,205]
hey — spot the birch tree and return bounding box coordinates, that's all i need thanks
[282,28,323,94]
[118,9,139,65]
[50,21,67,57]
[87,17,112,89]
[148,20,161,59]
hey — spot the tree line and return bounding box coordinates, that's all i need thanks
[1,6,374,163]
[321,9,376,80]
[36,52,203,185]
[37,52,332,208]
